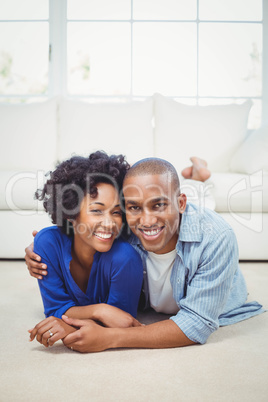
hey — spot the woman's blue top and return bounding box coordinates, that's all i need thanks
[34,227,143,318]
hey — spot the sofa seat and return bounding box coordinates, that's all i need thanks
[0,95,267,259]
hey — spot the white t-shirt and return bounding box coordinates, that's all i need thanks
[147,249,179,314]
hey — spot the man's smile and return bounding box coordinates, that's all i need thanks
[138,226,164,240]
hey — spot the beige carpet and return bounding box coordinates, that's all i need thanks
[0,261,267,402]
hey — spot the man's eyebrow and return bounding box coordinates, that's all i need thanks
[150,197,169,203]
[125,197,169,205]
[125,200,140,205]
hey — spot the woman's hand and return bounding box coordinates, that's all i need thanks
[28,316,76,348]
[25,230,47,279]
[94,304,142,328]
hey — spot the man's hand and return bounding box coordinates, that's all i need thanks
[25,230,47,279]
[29,316,76,348]
[62,316,113,353]
[62,316,195,353]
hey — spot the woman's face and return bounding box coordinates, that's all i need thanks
[72,183,123,253]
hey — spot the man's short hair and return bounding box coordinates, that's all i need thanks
[124,157,180,192]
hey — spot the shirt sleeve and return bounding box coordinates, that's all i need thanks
[170,229,239,344]
[106,245,144,318]
[34,231,76,318]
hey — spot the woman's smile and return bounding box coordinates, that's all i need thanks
[93,231,114,241]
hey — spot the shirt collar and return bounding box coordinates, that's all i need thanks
[178,202,203,243]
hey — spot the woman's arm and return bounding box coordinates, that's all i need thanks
[34,230,78,318]
[65,304,142,328]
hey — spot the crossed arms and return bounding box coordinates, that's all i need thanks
[29,311,195,353]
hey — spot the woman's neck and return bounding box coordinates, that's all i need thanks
[72,236,96,271]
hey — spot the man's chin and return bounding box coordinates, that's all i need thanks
[138,237,165,253]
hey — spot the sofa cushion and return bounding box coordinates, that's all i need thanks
[210,172,268,213]
[230,126,268,174]
[0,99,57,170]
[154,93,252,174]
[0,170,46,210]
[58,98,154,164]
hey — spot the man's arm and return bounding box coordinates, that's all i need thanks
[62,316,196,353]
[25,230,47,279]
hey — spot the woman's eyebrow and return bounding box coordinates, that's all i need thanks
[89,202,121,208]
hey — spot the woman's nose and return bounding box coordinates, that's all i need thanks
[101,215,116,229]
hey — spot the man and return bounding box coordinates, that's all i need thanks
[25,158,264,352]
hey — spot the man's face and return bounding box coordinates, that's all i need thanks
[123,173,187,254]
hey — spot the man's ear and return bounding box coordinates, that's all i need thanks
[177,193,187,214]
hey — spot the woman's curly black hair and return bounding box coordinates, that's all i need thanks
[35,151,130,236]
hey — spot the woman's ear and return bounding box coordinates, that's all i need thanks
[177,193,187,214]
[67,218,76,231]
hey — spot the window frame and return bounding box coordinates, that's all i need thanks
[1,0,267,125]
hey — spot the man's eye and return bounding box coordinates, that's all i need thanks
[155,203,166,209]
[129,206,141,212]
[91,209,102,214]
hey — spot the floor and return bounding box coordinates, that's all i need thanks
[0,261,267,402]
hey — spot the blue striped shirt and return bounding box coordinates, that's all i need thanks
[129,202,264,344]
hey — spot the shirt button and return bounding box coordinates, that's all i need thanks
[177,279,180,283]
[143,271,147,274]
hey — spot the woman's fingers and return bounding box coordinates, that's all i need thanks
[29,317,55,342]
[29,317,76,348]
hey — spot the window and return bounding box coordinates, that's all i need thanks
[0,0,266,128]
[0,0,49,101]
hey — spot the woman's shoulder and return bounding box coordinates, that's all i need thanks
[35,226,62,243]
[34,226,70,253]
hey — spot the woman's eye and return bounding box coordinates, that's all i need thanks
[91,209,102,214]
[113,210,122,216]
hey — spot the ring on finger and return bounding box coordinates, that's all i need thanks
[48,329,53,337]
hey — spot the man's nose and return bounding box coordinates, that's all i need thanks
[140,211,157,227]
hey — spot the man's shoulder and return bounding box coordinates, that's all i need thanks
[186,202,233,233]
[179,203,234,246]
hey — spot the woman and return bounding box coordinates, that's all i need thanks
[29,151,143,348]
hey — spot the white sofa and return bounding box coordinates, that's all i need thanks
[1,94,267,259]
